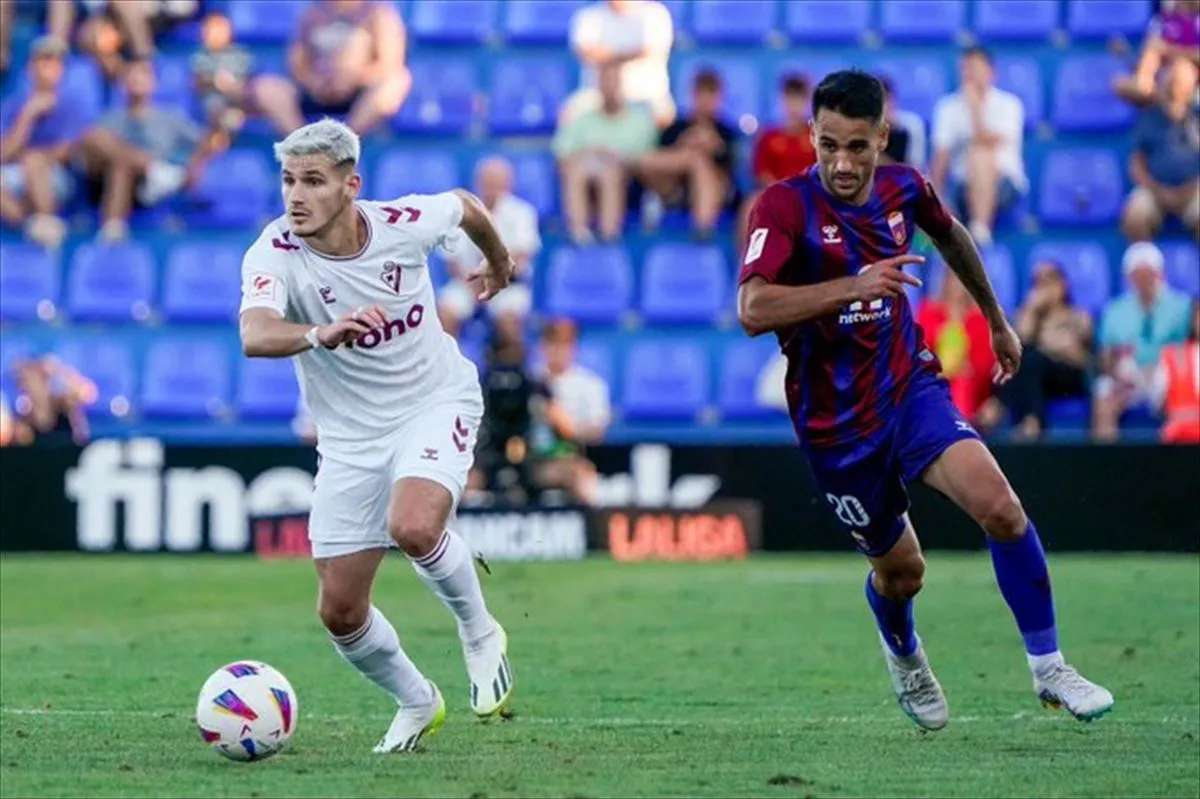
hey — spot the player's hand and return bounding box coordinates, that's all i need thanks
[853,255,925,302]
[469,255,515,302]
[317,304,388,348]
[990,321,1022,385]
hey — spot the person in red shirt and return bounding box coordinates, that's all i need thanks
[916,270,996,425]
[1152,299,1200,443]
[737,74,816,253]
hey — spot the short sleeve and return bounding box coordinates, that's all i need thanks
[0,96,21,136]
[912,171,955,240]
[1131,110,1155,155]
[569,6,600,51]
[1097,304,1118,350]
[511,200,542,255]
[642,2,674,55]
[738,183,802,285]
[398,191,465,254]
[930,96,957,152]
[239,240,290,316]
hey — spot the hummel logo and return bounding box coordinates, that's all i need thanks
[956,420,975,433]
[382,206,420,225]
[451,416,469,453]
[271,231,299,251]
[420,448,439,461]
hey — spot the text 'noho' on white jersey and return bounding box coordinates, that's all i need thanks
[239,193,482,457]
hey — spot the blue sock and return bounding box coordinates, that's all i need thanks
[865,572,917,657]
[988,521,1058,656]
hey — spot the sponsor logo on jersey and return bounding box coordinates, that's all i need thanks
[343,304,426,349]
[380,261,403,294]
[270,231,299,251]
[744,228,768,265]
[247,274,277,301]
[382,205,421,224]
[887,211,906,245]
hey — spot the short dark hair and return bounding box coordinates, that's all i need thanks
[694,68,722,93]
[781,74,810,96]
[961,45,993,65]
[811,69,885,124]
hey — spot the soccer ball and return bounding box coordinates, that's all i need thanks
[195,661,298,762]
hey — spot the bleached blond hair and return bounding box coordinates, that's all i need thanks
[272,118,360,167]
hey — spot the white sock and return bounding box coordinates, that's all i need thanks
[410,530,494,644]
[1028,650,1065,678]
[331,606,432,707]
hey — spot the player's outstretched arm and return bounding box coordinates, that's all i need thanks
[240,306,386,357]
[453,189,514,301]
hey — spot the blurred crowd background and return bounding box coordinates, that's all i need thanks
[0,0,1197,507]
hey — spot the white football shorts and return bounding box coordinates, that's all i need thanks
[308,397,482,559]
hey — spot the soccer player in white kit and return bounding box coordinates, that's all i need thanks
[238,119,516,753]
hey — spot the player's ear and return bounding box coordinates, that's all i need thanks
[876,120,891,152]
[345,171,362,200]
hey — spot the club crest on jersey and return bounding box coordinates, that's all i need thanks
[318,286,336,304]
[380,261,402,294]
[887,212,907,245]
[822,225,842,244]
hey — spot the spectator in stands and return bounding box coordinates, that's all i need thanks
[567,0,675,127]
[737,74,815,253]
[9,356,97,446]
[981,259,1093,440]
[439,156,541,341]
[1121,58,1200,243]
[1114,0,1200,105]
[930,46,1027,245]
[917,271,996,426]
[635,69,738,240]
[51,0,200,81]
[0,1,12,77]
[533,319,611,507]
[553,61,657,244]
[1151,299,1200,443]
[191,11,253,134]
[77,57,228,242]
[1093,242,1193,441]
[0,37,88,250]
[879,75,927,171]
[252,0,410,136]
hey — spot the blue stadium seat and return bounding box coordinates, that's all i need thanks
[185,149,274,227]
[66,243,156,323]
[640,243,730,325]
[659,0,688,31]
[394,58,477,135]
[142,339,232,419]
[770,56,853,120]
[691,0,778,45]
[576,338,616,389]
[503,0,585,44]
[237,356,300,420]
[973,0,1059,40]
[622,340,710,420]
[981,245,1019,317]
[784,0,870,43]
[674,56,762,124]
[1162,242,1200,297]
[374,150,461,198]
[0,243,59,323]
[56,336,137,419]
[112,55,193,114]
[487,57,571,136]
[994,57,1044,129]
[718,337,782,420]
[162,242,243,323]
[879,0,965,42]
[1046,398,1090,430]
[872,57,948,121]
[1053,55,1133,132]
[1038,149,1124,227]
[1066,0,1153,39]
[410,0,497,44]
[1028,243,1112,317]
[544,246,633,324]
[503,151,556,218]
[0,333,39,401]
[228,0,311,43]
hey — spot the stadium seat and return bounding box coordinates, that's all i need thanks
[374,150,460,198]
[141,339,232,419]
[690,0,778,45]
[718,337,782,420]
[575,338,616,389]
[503,151,556,218]
[503,0,585,45]
[544,246,633,324]
[981,245,1019,318]
[1066,0,1153,39]
[674,56,762,124]
[622,340,710,420]
[237,356,300,420]
[993,57,1044,129]
[185,149,274,227]
[973,0,1059,40]
[879,0,965,42]
[56,336,137,419]
[640,243,730,325]
[872,58,948,121]
[1045,398,1090,430]
[770,56,854,120]
[1028,243,1112,316]
[410,0,497,44]
[0,243,60,323]
[162,242,243,323]
[394,58,477,135]
[784,0,870,43]
[487,58,571,136]
[1053,55,1133,132]
[659,0,688,31]
[112,55,193,114]
[1038,149,1124,227]
[1161,242,1200,297]
[228,0,311,43]
[66,243,156,323]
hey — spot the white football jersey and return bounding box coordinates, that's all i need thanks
[239,192,481,456]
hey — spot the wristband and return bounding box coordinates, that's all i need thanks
[304,326,321,350]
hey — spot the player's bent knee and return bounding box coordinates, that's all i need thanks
[317,594,369,637]
[877,558,925,599]
[978,491,1028,542]
[388,515,442,558]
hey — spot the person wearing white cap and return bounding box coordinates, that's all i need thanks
[1092,241,1193,440]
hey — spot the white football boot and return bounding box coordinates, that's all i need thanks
[372,680,445,753]
[1034,659,1114,722]
[879,634,949,731]
[465,620,513,718]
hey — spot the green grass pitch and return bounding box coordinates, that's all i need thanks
[1,553,1197,798]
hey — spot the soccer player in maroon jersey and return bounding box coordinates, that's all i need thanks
[737,70,1113,730]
